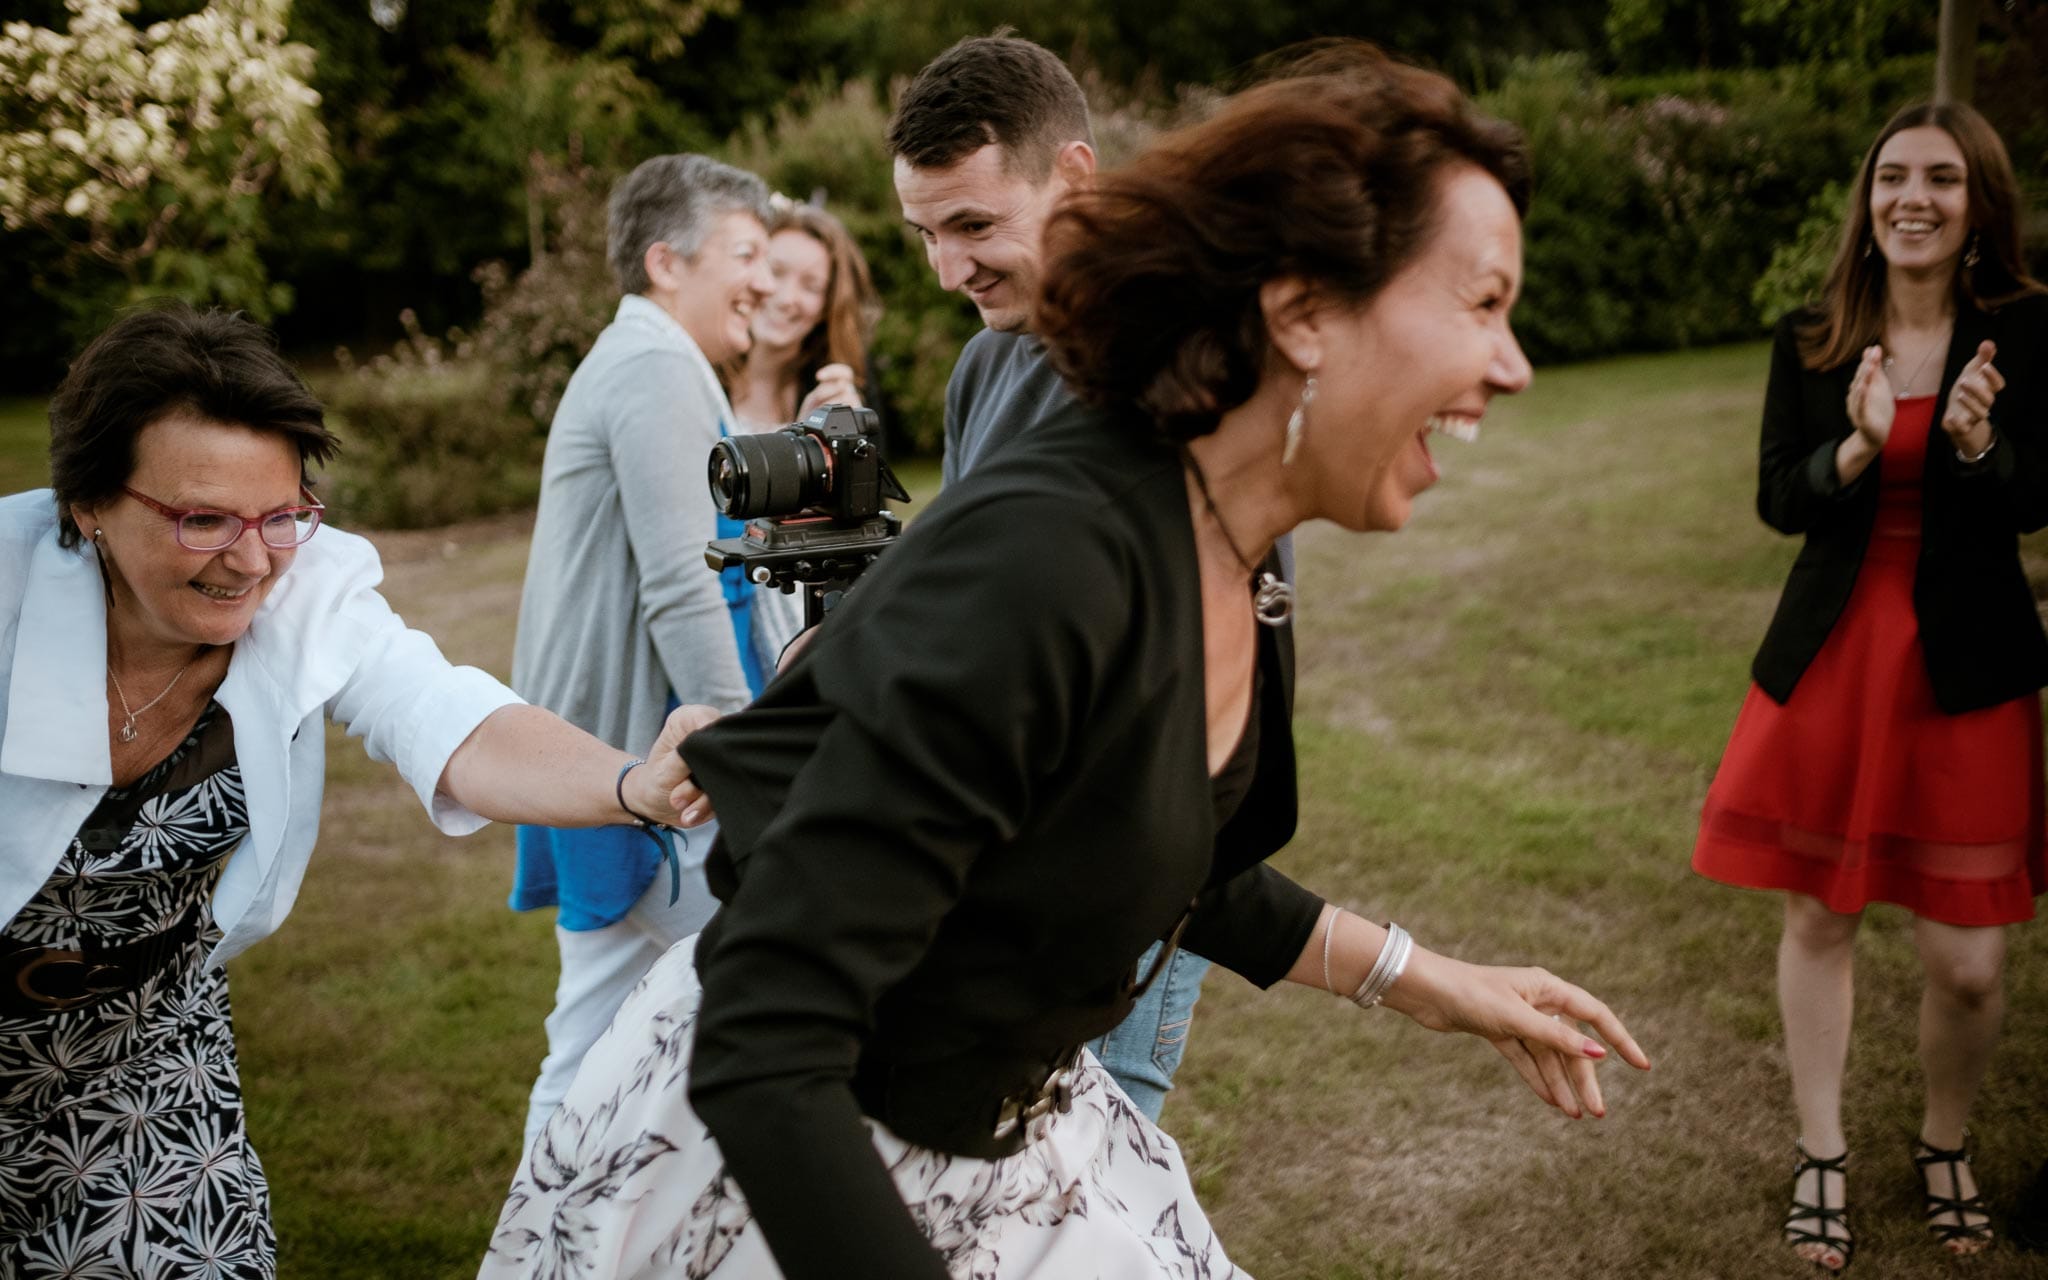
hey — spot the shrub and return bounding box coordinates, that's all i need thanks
[322,313,543,529]
[467,149,617,430]
[1752,180,1851,326]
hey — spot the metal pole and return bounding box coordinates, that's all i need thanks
[1936,0,1977,104]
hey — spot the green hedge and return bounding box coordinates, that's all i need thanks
[1481,55,1902,362]
[320,319,544,530]
[326,52,2048,527]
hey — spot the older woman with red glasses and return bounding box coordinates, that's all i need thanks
[0,302,714,1277]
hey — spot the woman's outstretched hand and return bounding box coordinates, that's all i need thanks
[624,703,721,827]
[1380,948,1652,1119]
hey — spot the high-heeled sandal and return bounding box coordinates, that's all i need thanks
[1913,1135,1995,1256]
[1785,1141,1854,1272]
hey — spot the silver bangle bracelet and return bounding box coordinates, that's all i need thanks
[1348,921,1413,1010]
[1956,431,1997,465]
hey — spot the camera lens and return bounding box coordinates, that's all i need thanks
[707,429,829,519]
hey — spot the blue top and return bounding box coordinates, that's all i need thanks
[511,418,769,931]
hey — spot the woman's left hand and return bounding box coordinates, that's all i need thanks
[624,703,722,827]
[1381,947,1652,1119]
[1942,340,2003,450]
[797,363,864,420]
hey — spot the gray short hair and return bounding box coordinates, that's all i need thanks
[607,154,771,296]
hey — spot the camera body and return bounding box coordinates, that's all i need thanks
[704,404,910,626]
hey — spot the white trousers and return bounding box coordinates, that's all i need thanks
[520,828,722,1152]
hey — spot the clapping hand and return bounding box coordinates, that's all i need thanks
[797,363,864,420]
[1383,948,1652,1119]
[1845,343,1895,449]
[624,703,721,827]
[1942,340,2002,452]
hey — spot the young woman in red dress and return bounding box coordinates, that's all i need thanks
[1694,101,2048,1272]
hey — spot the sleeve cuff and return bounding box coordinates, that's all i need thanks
[404,669,526,833]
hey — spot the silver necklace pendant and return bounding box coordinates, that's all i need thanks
[1252,572,1293,627]
[118,720,138,743]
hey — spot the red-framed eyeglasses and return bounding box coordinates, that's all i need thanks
[121,486,325,552]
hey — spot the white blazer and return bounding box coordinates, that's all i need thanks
[0,491,522,967]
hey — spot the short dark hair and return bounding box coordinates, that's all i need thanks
[1038,42,1530,442]
[608,154,772,296]
[886,34,1094,180]
[49,302,336,548]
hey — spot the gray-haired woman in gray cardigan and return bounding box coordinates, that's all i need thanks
[507,153,796,1149]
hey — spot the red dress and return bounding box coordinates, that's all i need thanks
[1693,396,2048,925]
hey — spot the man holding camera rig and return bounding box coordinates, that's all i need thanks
[505,154,796,1152]
[885,33,1256,1122]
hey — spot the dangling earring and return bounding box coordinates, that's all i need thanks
[90,528,114,609]
[1964,233,1981,270]
[1863,237,1874,260]
[1282,375,1318,466]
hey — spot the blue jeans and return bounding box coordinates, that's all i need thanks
[1085,943,1210,1121]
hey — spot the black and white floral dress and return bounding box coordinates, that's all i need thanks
[0,704,273,1278]
[480,940,1245,1279]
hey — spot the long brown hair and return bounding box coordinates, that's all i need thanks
[1800,101,2045,372]
[721,202,881,412]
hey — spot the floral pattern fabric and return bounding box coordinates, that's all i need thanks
[0,704,271,1278]
[482,940,1247,1280]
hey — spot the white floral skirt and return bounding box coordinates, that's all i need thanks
[479,938,1246,1279]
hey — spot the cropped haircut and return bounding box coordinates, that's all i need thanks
[608,154,772,296]
[886,34,1094,180]
[49,302,336,548]
[1038,42,1530,442]
[1799,101,2045,372]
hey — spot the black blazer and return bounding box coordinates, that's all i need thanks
[1752,293,2048,713]
[678,405,1322,1280]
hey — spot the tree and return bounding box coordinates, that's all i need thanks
[0,0,337,339]
[1605,0,1929,72]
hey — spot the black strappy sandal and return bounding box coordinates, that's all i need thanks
[1914,1135,1995,1256]
[1785,1142,1854,1272]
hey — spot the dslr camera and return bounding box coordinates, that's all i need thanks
[705,404,910,626]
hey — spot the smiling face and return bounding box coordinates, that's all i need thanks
[662,209,773,364]
[77,413,306,654]
[751,228,831,353]
[1869,125,1971,275]
[1303,165,1531,532]
[895,144,1078,333]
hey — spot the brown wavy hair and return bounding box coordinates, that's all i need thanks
[721,202,881,409]
[1799,101,2045,372]
[1037,41,1529,442]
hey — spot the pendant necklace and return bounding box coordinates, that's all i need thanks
[108,653,200,743]
[1882,325,1950,399]
[1184,451,1293,627]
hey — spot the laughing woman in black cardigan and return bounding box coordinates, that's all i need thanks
[1693,102,2048,1271]
[480,44,1650,1280]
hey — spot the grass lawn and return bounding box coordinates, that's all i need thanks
[222,352,2048,1280]
[0,398,50,493]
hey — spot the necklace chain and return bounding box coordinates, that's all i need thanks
[108,653,200,744]
[1184,452,1294,627]
[1882,325,1951,399]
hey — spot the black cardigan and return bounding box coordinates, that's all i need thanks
[1751,293,2048,713]
[678,406,1324,1280]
